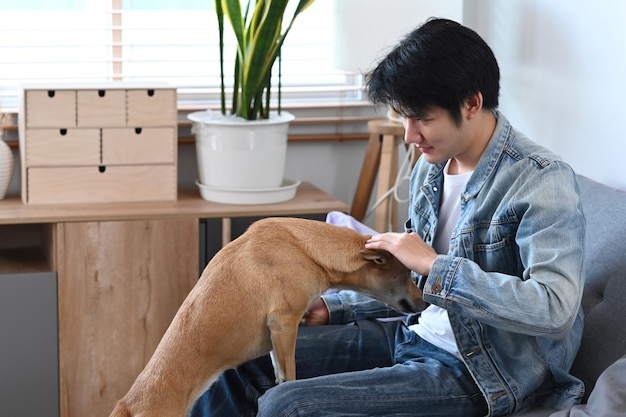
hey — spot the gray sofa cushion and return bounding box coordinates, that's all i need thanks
[550,355,626,417]
[517,356,626,416]
[569,176,626,401]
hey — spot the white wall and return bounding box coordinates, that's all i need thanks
[464,0,626,190]
[333,0,463,73]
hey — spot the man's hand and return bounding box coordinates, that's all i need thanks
[365,232,438,277]
[300,297,330,326]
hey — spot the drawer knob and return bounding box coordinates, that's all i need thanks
[47,90,55,98]
[135,127,142,134]
[59,129,67,136]
[98,90,106,97]
[147,89,155,97]
[98,166,106,173]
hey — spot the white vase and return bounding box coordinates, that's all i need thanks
[187,110,294,191]
[0,139,13,200]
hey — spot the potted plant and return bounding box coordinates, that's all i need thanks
[188,0,316,203]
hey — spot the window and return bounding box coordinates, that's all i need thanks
[0,0,364,111]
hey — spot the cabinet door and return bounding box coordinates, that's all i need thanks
[0,272,59,417]
[55,218,198,417]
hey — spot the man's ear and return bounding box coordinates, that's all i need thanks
[463,92,483,119]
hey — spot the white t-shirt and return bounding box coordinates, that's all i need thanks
[409,160,472,358]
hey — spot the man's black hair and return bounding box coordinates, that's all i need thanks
[365,18,500,125]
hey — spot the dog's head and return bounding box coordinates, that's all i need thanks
[352,248,427,314]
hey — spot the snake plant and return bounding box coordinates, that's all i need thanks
[216,0,316,120]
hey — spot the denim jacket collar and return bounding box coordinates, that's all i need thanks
[423,110,512,204]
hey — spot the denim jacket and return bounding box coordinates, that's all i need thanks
[323,112,586,415]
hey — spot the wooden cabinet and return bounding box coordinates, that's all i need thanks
[0,219,197,417]
[56,219,198,417]
[19,83,177,204]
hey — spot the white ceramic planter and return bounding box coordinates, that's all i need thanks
[187,110,295,192]
[0,139,13,200]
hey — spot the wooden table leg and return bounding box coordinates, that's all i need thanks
[222,217,232,247]
[350,128,382,221]
[350,119,406,231]
[375,134,402,232]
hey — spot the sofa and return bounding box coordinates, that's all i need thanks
[514,175,626,416]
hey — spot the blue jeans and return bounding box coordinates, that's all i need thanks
[189,319,488,417]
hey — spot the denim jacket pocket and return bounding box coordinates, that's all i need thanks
[460,222,521,277]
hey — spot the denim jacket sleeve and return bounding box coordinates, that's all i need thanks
[322,290,407,324]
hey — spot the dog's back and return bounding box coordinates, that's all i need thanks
[235,217,371,273]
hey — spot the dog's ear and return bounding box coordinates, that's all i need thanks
[359,249,388,265]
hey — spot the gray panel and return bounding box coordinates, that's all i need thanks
[0,272,59,417]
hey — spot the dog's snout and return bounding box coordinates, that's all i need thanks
[399,299,417,314]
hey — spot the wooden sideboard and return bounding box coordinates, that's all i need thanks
[0,183,347,417]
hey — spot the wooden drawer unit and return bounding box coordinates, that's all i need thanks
[19,83,177,204]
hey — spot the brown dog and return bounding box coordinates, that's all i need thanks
[109,217,425,417]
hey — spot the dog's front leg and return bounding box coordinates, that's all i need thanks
[267,310,300,384]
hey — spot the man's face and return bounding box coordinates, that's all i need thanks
[400,106,471,166]
[402,107,471,164]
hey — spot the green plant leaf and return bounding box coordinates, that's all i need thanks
[218,0,316,120]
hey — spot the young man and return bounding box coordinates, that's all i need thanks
[190,18,585,417]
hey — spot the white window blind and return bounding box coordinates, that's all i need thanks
[0,0,365,111]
